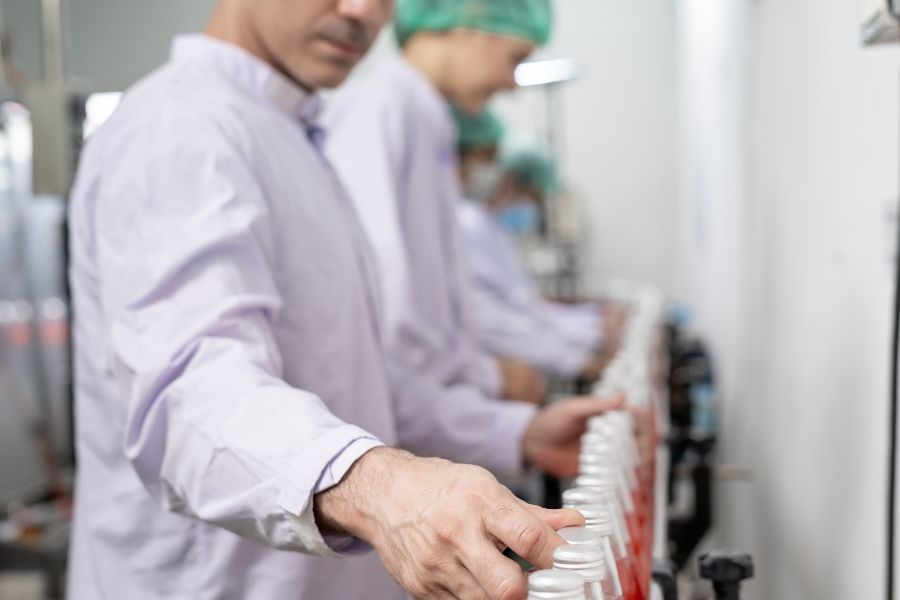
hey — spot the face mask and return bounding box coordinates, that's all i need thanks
[495,201,540,235]
[464,162,505,202]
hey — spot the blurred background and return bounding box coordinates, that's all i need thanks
[0,0,898,598]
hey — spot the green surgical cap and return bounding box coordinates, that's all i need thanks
[395,0,552,47]
[501,147,560,197]
[453,105,505,153]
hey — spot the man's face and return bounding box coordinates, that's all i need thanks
[446,29,537,115]
[241,0,393,89]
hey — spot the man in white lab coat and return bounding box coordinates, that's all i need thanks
[453,108,625,380]
[66,1,620,598]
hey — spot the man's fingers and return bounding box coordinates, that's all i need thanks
[442,560,497,600]
[520,503,585,531]
[406,557,491,600]
[457,538,527,600]
[483,500,562,570]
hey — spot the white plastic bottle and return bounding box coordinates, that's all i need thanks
[553,543,610,600]
[563,481,630,560]
[582,428,638,492]
[578,452,632,514]
[575,503,624,600]
[561,487,606,508]
[577,462,635,521]
[527,568,588,600]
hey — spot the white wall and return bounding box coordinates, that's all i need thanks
[677,0,899,597]
[0,0,43,84]
[66,0,214,91]
[492,0,679,298]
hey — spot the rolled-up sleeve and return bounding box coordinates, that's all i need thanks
[541,301,603,350]
[95,114,380,557]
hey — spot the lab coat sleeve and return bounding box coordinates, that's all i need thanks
[540,301,604,350]
[457,203,596,375]
[471,287,595,377]
[95,114,382,557]
[385,359,537,480]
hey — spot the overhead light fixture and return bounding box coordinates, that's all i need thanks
[515,58,580,87]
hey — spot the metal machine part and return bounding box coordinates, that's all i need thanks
[651,559,678,600]
[699,552,754,600]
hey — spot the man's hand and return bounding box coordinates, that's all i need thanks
[498,358,547,405]
[315,448,584,600]
[522,394,625,479]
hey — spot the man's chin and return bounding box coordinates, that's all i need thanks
[304,63,357,90]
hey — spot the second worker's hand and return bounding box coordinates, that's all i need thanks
[498,358,548,405]
[521,394,626,479]
[314,447,584,600]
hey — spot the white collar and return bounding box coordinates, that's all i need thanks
[171,34,322,126]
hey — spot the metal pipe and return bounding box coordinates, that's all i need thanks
[0,3,9,92]
[41,0,65,85]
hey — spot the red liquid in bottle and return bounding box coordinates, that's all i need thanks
[617,555,644,600]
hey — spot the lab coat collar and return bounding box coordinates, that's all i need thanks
[171,34,322,127]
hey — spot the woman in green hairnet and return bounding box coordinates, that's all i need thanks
[323,0,622,527]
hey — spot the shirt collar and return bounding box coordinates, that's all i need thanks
[170,34,321,126]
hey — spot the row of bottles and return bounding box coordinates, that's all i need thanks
[529,551,755,600]
[530,287,665,600]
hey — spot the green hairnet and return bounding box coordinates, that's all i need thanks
[452,105,505,153]
[501,147,560,197]
[395,0,552,47]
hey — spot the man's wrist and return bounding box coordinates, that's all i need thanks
[313,446,411,542]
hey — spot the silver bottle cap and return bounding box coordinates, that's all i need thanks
[561,487,605,507]
[578,462,617,477]
[573,476,616,495]
[576,503,614,536]
[527,569,586,600]
[557,526,602,546]
[553,543,606,570]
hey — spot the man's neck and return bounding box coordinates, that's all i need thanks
[204,4,314,92]
[205,5,267,64]
[402,34,452,100]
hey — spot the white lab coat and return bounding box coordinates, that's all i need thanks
[457,198,603,375]
[68,35,403,600]
[323,56,535,472]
